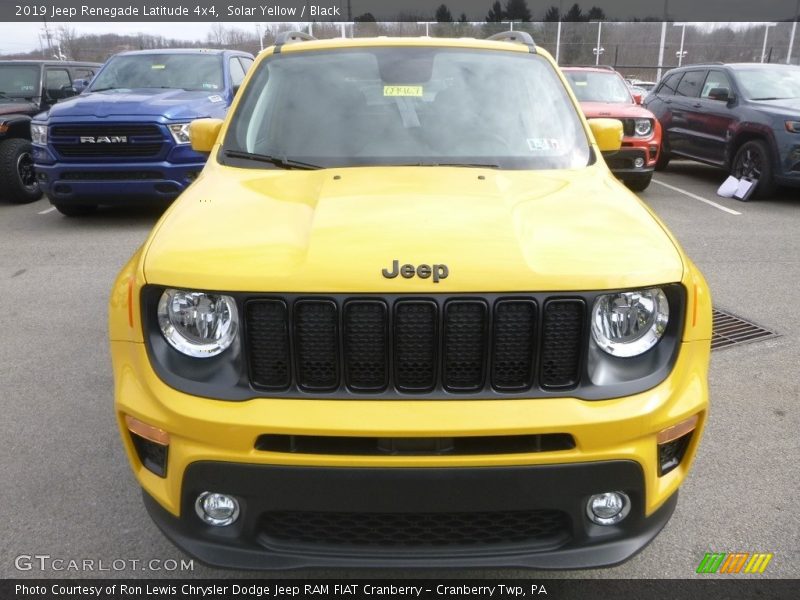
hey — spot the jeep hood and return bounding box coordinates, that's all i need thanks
[143,163,685,292]
[0,100,38,117]
[43,89,225,120]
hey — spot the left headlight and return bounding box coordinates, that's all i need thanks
[157,289,238,358]
[634,119,652,137]
[591,288,669,357]
[30,124,48,145]
[168,123,192,144]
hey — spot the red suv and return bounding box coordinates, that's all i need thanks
[563,67,662,191]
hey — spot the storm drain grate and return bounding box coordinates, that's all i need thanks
[711,309,779,350]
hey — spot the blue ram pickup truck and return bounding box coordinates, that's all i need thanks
[31,49,253,216]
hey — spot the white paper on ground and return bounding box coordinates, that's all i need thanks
[734,178,754,200]
[717,176,739,198]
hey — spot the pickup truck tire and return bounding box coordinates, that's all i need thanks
[53,203,97,217]
[0,138,43,204]
[731,140,777,201]
[624,173,653,192]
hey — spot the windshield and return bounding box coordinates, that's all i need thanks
[223,48,591,170]
[735,66,800,100]
[0,64,39,98]
[563,70,633,103]
[88,53,223,92]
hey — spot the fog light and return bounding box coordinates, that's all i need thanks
[195,492,240,526]
[587,491,630,525]
[634,157,645,168]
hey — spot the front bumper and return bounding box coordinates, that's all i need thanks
[112,333,709,568]
[144,462,678,569]
[33,160,204,204]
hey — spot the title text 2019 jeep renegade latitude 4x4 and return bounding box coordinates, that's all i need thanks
[110,32,711,569]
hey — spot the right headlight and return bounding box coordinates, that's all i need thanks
[30,124,48,145]
[634,118,653,137]
[157,289,238,358]
[591,288,669,357]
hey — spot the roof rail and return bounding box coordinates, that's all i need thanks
[274,31,316,53]
[486,31,536,51]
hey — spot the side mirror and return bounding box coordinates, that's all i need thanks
[707,87,730,102]
[59,83,78,99]
[632,92,643,105]
[190,118,224,153]
[589,118,623,153]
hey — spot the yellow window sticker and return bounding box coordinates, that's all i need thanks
[383,85,423,97]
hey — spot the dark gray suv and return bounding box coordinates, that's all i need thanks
[645,63,800,199]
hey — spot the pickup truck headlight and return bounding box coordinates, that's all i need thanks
[168,123,192,144]
[31,124,48,145]
[591,288,669,357]
[157,289,238,358]
[634,119,653,137]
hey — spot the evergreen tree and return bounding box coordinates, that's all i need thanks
[544,6,560,21]
[435,4,453,22]
[486,1,505,22]
[564,3,583,21]
[504,0,532,22]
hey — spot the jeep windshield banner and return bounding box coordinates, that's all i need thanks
[3,0,800,21]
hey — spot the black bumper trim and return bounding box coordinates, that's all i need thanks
[143,460,678,570]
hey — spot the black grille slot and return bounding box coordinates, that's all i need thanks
[255,433,575,455]
[540,299,585,389]
[620,118,635,137]
[294,300,339,391]
[53,143,163,158]
[343,301,388,391]
[61,171,163,180]
[393,301,438,392]
[246,300,290,390]
[259,509,570,548]
[51,124,162,137]
[443,300,487,392]
[492,299,536,391]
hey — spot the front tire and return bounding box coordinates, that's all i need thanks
[0,138,43,204]
[731,140,776,200]
[53,203,97,217]
[624,173,653,192]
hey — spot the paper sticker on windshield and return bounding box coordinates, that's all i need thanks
[21,85,35,91]
[208,95,223,103]
[151,64,166,70]
[527,138,561,152]
[383,85,423,97]
[202,83,219,90]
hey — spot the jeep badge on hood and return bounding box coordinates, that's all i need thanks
[382,260,449,282]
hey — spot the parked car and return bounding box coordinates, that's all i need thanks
[0,60,101,203]
[110,32,711,569]
[31,49,253,216]
[627,78,656,92]
[645,62,800,199]
[563,66,662,191]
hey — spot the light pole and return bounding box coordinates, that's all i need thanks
[501,20,522,32]
[789,0,800,64]
[673,22,688,66]
[255,24,263,51]
[416,21,435,37]
[555,0,563,64]
[761,23,777,63]
[591,20,604,65]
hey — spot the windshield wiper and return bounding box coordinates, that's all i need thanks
[750,96,793,101]
[223,150,322,170]
[89,87,117,93]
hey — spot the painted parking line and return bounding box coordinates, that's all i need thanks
[38,206,56,215]
[652,179,742,216]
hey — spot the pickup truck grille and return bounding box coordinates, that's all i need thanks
[50,123,165,159]
[245,295,586,396]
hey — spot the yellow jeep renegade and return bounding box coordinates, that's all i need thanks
[110,31,711,569]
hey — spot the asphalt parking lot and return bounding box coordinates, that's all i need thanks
[1,160,798,579]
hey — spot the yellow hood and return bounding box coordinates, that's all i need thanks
[142,161,684,292]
